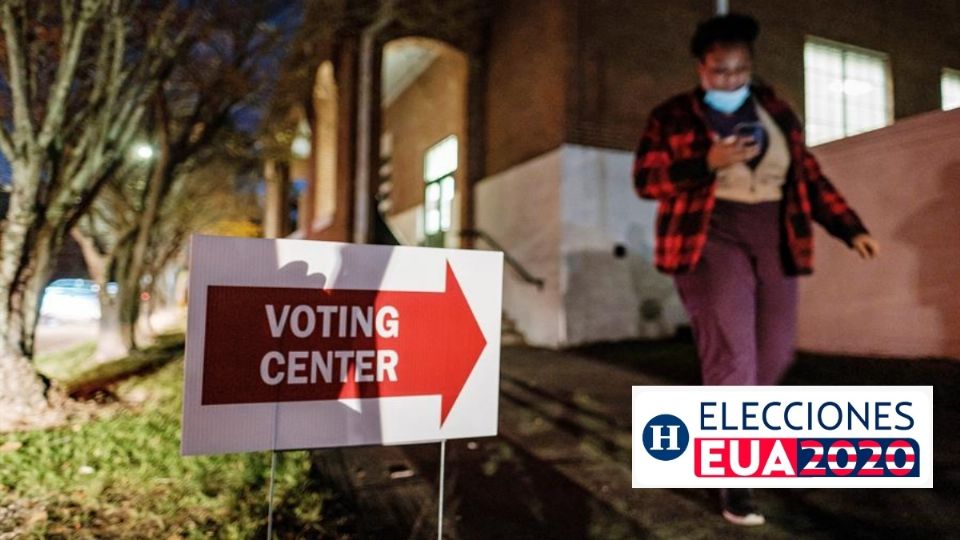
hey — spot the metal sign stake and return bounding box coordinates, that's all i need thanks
[266,451,278,539]
[437,439,447,540]
[266,401,280,539]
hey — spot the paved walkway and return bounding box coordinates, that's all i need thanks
[34,306,186,356]
[310,339,960,539]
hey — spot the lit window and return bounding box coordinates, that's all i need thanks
[942,69,960,111]
[424,135,458,183]
[440,176,455,230]
[804,38,891,145]
[425,182,441,234]
[423,135,457,244]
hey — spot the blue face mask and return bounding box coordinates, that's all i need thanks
[704,85,751,114]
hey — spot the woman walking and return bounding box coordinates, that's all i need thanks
[633,13,879,526]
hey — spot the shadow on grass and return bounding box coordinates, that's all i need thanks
[2,356,359,539]
[38,332,186,398]
[242,451,358,539]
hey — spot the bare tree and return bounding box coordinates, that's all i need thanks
[74,152,260,360]
[0,0,192,428]
[70,0,294,359]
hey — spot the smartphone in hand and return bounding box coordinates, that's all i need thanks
[733,121,765,147]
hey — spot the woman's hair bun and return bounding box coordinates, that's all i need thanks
[691,13,760,59]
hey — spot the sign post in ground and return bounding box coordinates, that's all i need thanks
[181,235,503,536]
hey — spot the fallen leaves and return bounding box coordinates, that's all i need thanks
[0,441,22,453]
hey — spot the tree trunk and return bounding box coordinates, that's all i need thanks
[0,351,51,431]
[72,227,134,360]
[0,271,49,424]
[105,234,139,352]
[117,109,171,351]
[0,170,63,428]
[96,290,129,361]
[119,274,141,351]
[0,274,51,431]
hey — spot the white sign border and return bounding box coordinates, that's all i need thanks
[181,235,503,456]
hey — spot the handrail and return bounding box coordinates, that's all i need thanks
[460,229,545,290]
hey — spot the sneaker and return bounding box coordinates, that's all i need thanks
[719,488,766,526]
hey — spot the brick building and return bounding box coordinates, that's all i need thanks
[265,0,960,355]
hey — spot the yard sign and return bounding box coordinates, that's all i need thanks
[181,235,502,456]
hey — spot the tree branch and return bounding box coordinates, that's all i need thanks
[0,125,14,160]
[37,0,104,148]
[1,0,36,152]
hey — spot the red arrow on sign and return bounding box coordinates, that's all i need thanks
[201,262,487,426]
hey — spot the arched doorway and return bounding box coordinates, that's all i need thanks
[378,37,468,248]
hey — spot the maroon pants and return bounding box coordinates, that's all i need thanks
[674,200,798,386]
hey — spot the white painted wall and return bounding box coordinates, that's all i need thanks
[385,143,686,348]
[386,204,421,246]
[386,192,461,248]
[559,145,687,345]
[799,109,960,360]
[472,116,960,357]
[474,145,686,348]
[475,150,564,347]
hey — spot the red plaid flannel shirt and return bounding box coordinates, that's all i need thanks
[633,84,869,275]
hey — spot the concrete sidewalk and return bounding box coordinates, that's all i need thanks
[310,338,960,539]
[35,306,186,356]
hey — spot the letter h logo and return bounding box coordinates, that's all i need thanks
[643,414,689,461]
[648,424,680,451]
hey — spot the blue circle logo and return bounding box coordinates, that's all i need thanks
[642,414,689,461]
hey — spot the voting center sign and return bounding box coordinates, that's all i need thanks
[181,235,503,456]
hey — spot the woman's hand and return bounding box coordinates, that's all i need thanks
[851,234,879,259]
[707,135,761,171]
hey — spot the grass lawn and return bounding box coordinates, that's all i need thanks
[0,336,351,539]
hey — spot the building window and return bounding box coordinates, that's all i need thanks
[423,135,457,247]
[942,68,960,111]
[804,38,891,145]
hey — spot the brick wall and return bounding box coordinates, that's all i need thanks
[741,0,960,120]
[564,0,713,151]
[484,0,570,176]
[560,0,960,153]
[482,0,960,167]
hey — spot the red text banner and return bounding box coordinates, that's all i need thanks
[201,263,486,425]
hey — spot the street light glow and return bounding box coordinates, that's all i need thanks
[291,135,311,158]
[134,143,155,160]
